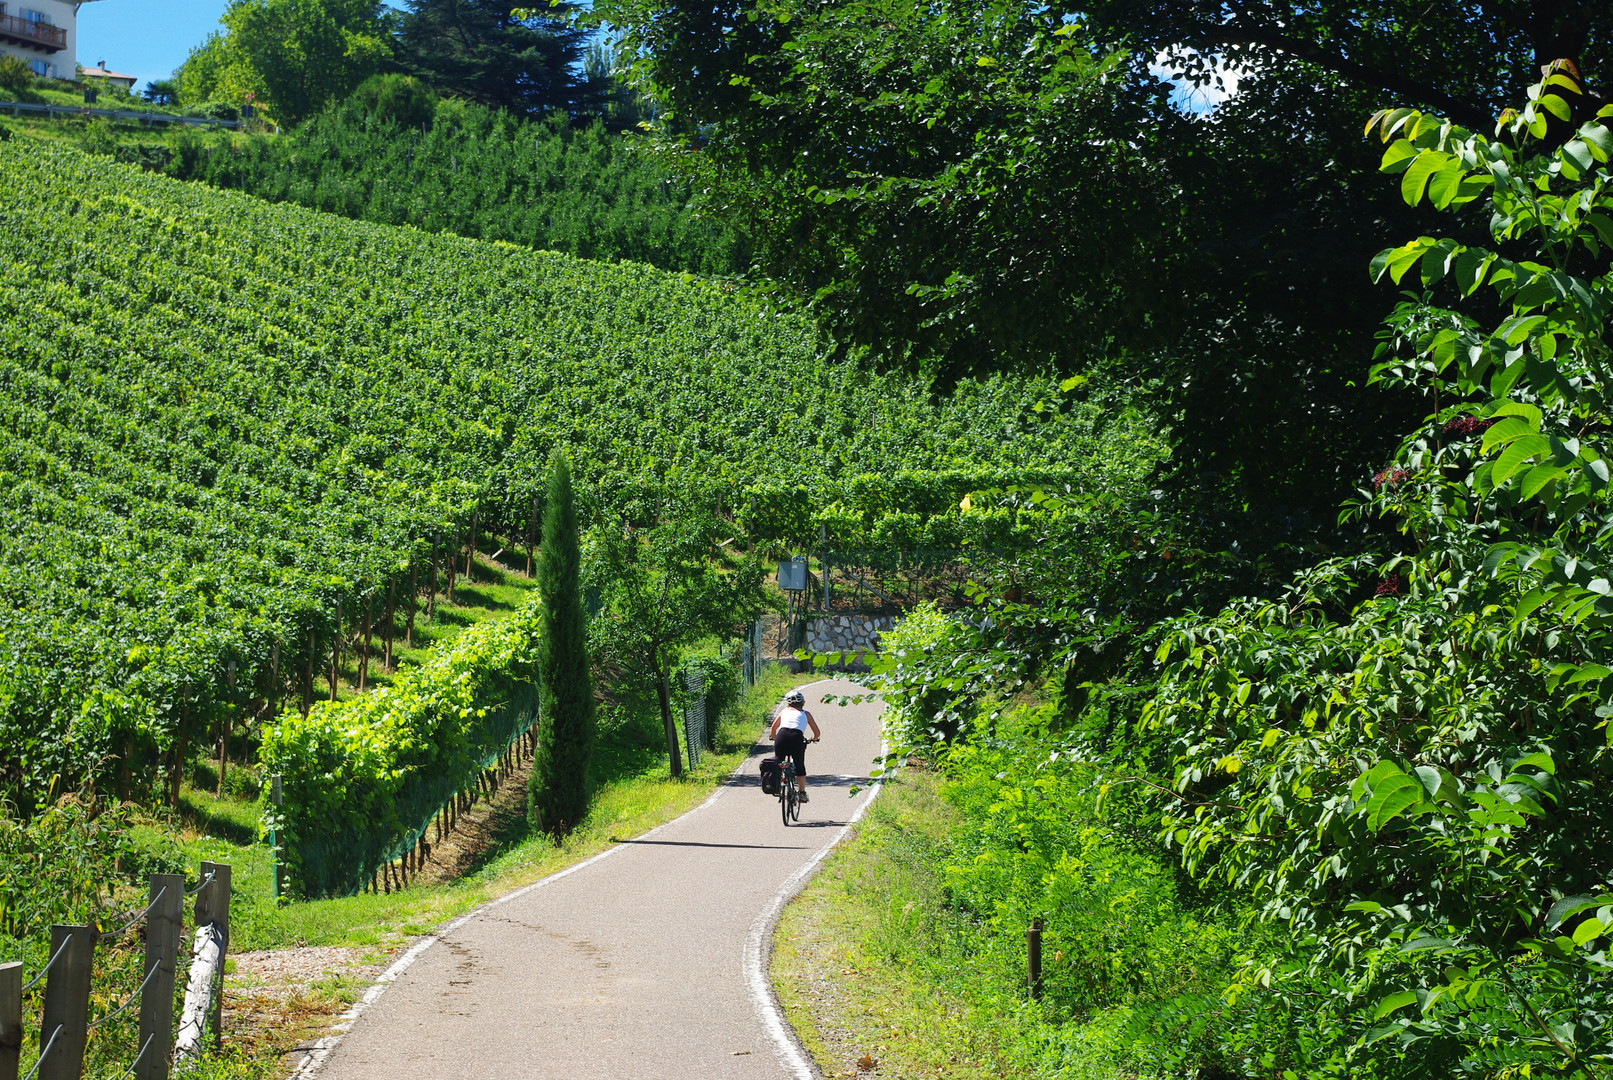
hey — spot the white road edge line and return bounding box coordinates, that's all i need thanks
[286,677,869,1080]
[286,730,747,1080]
[745,737,888,1080]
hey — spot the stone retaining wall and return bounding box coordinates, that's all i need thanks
[805,613,897,658]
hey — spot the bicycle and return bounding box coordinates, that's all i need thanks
[776,737,818,826]
[779,758,800,824]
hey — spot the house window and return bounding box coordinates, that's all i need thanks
[23,8,52,24]
[28,59,51,78]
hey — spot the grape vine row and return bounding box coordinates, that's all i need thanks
[0,142,1138,811]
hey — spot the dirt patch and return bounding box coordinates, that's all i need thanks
[411,751,535,886]
[223,946,398,1073]
[230,946,393,998]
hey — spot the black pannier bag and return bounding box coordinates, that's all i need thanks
[759,757,781,795]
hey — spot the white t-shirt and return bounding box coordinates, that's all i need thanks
[777,706,811,733]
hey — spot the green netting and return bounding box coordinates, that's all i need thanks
[263,600,546,899]
[289,684,539,898]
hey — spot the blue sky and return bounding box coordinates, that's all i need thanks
[76,1,414,91]
[77,0,230,89]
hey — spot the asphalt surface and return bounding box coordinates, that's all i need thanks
[312,679,884,1080]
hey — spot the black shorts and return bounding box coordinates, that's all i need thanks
[774,727,808,777]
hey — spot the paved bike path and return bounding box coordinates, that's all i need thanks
[308,679,883,1080]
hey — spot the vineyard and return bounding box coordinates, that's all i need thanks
[0,140,1146,816]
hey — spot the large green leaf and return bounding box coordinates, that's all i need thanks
[1492,435,1550,484]
[1365,772,1427,831]
[1401,151,1448,205]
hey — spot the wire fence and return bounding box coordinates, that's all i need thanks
[683,671,707,767]
[2,864,232,1080]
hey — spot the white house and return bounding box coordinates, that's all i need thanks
[81,59,134,90]
[0,1,108,84]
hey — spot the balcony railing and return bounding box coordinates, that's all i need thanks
[0,13,67,52]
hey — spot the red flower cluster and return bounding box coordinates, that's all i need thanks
[1373,467,1413,489]
[1442,415,1496,438]
[1375,573,1403,597]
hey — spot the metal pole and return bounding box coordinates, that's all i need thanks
[269,774,282,902]
[819,524,830,612]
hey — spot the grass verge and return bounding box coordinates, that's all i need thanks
[770,765,1138,1080]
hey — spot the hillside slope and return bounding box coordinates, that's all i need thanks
[0,142,1147,811]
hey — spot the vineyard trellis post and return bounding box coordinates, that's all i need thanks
[136,874,183,1080]
[1,961,20,1080]
[39,924,92,1080]
[269,775,283,902]
[819,524,830,611]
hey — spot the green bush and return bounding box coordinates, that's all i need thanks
[260,598,542,898]
[0,56,29,95]
[345,72,435,129]
[870,602,976,751]
[0,795,133,939]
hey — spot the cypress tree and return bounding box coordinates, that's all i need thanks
[528,452,595,833]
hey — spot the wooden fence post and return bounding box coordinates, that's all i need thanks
[196,863,231,1051]
[175,863,230,1061]
[39,924,93,1080]
[0,961,20,1080]
[136,874,183,1080]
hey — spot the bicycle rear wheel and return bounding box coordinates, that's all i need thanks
[781,770,794,825]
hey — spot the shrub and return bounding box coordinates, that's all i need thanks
[0,55,29,95]
[0,795,133,938]
[345,73,435,129]
[261,598,542,898]
[868,601,976,751]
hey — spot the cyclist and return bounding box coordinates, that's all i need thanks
[769,689,821,803]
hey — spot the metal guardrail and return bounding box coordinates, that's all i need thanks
[0,99,243,130]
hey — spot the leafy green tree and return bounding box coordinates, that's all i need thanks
[529,453,595,834]
[395,0,602,118]
[602,0,1175,380]
[181,0,393,124]
[1146,70,1613,1075]
[1080,0,1610,132]
[587,510,767,778]
[597,0,1609,540]
[175,31,258,107]
[142,78,181,106]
